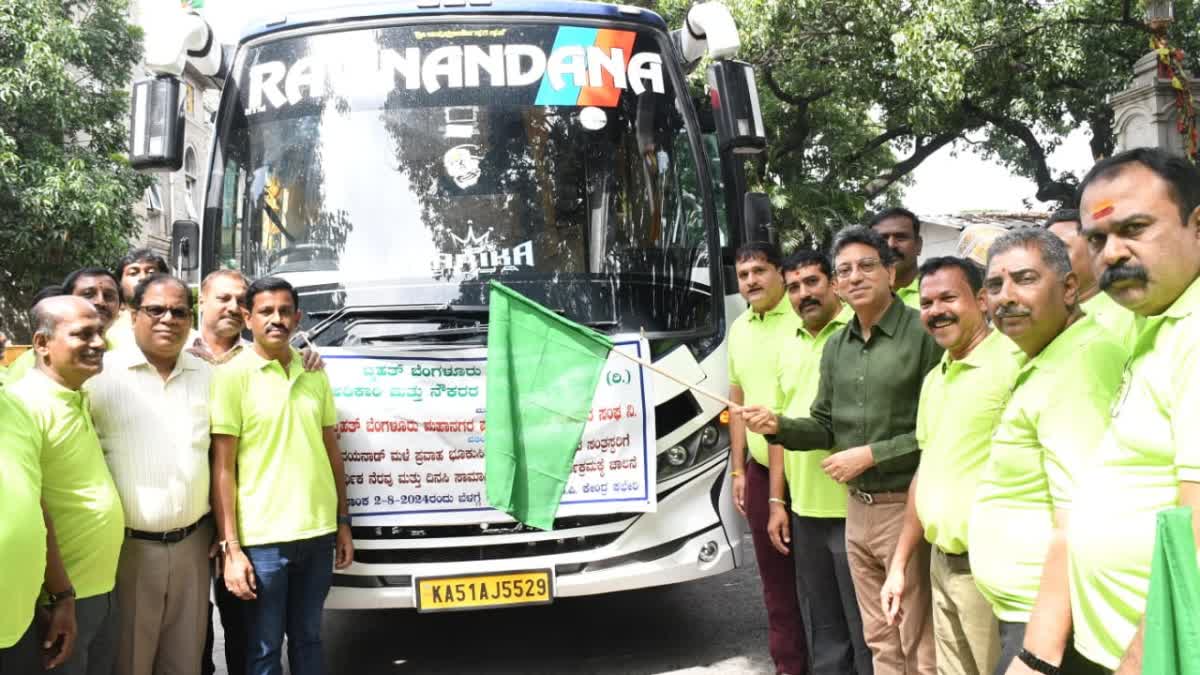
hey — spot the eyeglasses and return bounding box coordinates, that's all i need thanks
[834,257,882,279]
[138,305,191,321]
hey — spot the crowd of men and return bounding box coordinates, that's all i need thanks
[0,145,1197,675]
[0,250,351,675]
[729,147,1200,675]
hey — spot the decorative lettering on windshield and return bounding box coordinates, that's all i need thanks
[244,27,664,115]
[433,225,535,281]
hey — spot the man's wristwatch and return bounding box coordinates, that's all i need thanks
[46,586,76,606]
[337,514,352,527]
[1017,648,1062,675]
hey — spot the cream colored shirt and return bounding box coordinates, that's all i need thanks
[86,346,213,531]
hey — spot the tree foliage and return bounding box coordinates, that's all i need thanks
[644,0,1200,243]
[0,0,149,333]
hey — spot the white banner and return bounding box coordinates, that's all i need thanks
[323,337,656,526]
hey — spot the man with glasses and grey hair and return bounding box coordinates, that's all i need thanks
[743,224,942,674]
[85,273,215,675]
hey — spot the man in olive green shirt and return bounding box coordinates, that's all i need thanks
[881,256,1023,675]
[211,277,353,675]
[727,242,808,675]
[8,296,126,674]
[870,207,924,308]
[963,229,1124,675]
[1043,209,1140,349]
[766,248,869,675]
[744,225,942,675]
[1021,149,1200,674]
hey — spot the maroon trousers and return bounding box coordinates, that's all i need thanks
[746,459,809,674]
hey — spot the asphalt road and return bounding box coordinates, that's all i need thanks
[213,532,774,675]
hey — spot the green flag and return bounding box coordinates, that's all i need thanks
[1143,506,1200,674]
[484,281,614,530]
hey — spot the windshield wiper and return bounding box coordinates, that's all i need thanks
[302,303,489,343]
[359,318,619,344]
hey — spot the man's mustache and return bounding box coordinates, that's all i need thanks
[993,305,1031,319]
[799,297,821,311]
[890,246,904,259]
[1099,264,1149,291]
[926,313,957,329]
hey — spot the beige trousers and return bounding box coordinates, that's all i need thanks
[846,495,936,675]
[930,548,1001,675]
[114,519,212,675]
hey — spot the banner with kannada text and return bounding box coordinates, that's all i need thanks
[324,337,656,526]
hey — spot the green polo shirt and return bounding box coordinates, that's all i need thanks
[211,347,339,547]
[7,369,125,601]
[728,294,803,467]
[1082,290,1141,351]
[915,329,1023,555]
[0,392,47,647]
[968,318,1125,622]
[896,277,921,309]
[769,297,943,492]
[775,305,852,518]
[4,349,34,384]
[1069,276,1200,669]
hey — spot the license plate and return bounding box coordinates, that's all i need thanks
[415,569,553,612]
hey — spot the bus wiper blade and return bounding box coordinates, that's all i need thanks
[304,303,489,342]
[365,325,489,343]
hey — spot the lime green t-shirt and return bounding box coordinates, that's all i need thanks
[1082,290,1141,351]
[775,305,852,518]
[1069,276,1200,669]
[915,329,1023,555]
[0,391,47,647]
[211,347,339,547]
[968,318,1125,622]
[6,369,125,601]
[897,277,921,309]
[4,349,35,385]
[728,294,803,467]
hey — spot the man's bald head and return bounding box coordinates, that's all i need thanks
[30,295,106,389]
[32,296,98,340]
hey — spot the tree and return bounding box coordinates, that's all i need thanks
[647,0,1200,244]
[0,0,149,336]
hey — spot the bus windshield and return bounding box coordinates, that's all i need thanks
[210,21,716,339]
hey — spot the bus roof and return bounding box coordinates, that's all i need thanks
[238,1,669,43]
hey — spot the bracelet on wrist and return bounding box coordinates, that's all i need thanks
[45,585,76,606]
[767,497,787,506]
[337,514,353,526]
[1017,648,1062,675]
[219,539,240,555]
[730,469,744,477]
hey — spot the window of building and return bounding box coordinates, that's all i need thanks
[183,147,198,220]
[146,183,163,212]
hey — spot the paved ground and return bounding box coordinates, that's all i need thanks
[213,532,774,674]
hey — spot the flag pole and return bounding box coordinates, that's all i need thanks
[607,345,737,409]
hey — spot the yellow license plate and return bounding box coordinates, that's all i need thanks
[415,569,553,612]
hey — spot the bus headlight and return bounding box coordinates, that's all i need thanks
[657,413,730,482]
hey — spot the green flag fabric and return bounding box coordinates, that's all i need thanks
[1143,506,1200,674]
[484,281,614,530]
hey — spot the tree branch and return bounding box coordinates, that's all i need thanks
[861,132,961,198]
[760,63,833,108]
[964,101,1077,203]
[825,125,914,184]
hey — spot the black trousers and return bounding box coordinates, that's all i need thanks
[203,575,248,675]
[791,514,874,675]
[997,621,1113,675]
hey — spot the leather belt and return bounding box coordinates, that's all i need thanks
[934,546,972,574]
[849,488,907,505]
[126,514,209,544]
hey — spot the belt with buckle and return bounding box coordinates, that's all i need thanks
[126,513,209,544]
[849,488,907,505]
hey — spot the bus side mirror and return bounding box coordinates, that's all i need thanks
[743,192,775,245]
[706,60,767,155]
[171,220,200,273]
[130,76,186,171]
